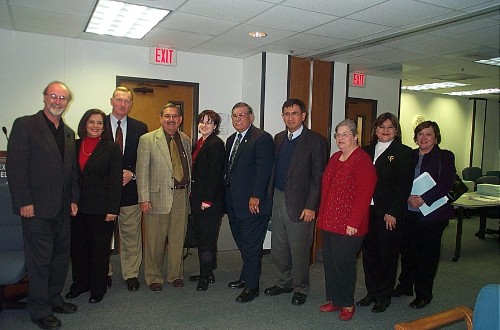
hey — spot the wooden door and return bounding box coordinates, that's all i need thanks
[347,98,377,147]
[117,77,199,139]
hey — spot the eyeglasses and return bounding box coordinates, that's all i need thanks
[281,112,302,118]
[162,114,181,119]
[377,124,395,130]
[231,112,249,119]
[45,93,69,102]
[334,132,354,139]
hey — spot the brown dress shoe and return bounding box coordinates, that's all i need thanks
[149,282,162,292]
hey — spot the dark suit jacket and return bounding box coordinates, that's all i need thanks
[191,133,226,216]
[270,127,328,222]
[224,125,275,219]
[76,139,123,215]
[104,115,148,207]
[7,110,79,217]
[415,146,455,222]
[363,140,414,220]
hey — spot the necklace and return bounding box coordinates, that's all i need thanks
[82,138,99,156]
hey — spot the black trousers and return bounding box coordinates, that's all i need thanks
[192,212,223,277]
[21,209,71,320]
[70,213,114,297]
[322,231,363,307]
[397,211,447,302]
[361,209,404,303]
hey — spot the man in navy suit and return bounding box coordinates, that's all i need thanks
[7,81,79,329]
[224,102,274,303]
[105,87,148,292]
[264,99,328,306]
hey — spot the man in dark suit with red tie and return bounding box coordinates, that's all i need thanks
[7,81,79,329]
[104,87,148,292]
[224,102,274,303]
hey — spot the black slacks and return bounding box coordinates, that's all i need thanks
[397,211,447,302]
[70,213,114,297]
[21,210,71,320]
[192,212,223,277]
[362,209,404,303]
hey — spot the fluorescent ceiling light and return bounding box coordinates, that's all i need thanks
[474,57,500,66]
[85,0,170,39]
[249,32,267,38]
[444,88,500,96]
[401,82,469,91]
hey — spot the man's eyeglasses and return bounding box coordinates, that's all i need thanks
[334,133,353,139]
[162,114,181,119]
[281,112,302,118]
[45,93,69,102]
[231,112,249,119]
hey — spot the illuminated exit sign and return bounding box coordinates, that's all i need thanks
[351,73,366,87]
[150,46,177,66]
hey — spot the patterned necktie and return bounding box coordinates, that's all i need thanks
[288,133,293,141]
[115,120,123,154]
[168,136,184,181]
[228,133,242,172]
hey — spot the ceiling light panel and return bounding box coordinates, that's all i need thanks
[401,82,469,91]
[85,0,170,39]
[474,57,500,66]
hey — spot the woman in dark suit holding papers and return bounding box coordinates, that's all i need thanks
[393,121,455,309]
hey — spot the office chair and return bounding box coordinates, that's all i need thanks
[485,170,500,179]
[475,176,500,241]
[394,284,500,330]
[461,167,482,185]
[0,182,27,312]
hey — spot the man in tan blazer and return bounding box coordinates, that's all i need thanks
[136,103,192,291]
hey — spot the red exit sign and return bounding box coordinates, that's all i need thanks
[150,46,177,66]
[351,73,366,87]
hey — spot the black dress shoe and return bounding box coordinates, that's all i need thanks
[53,302,77,314]
[126,277,140,291]
[393,284,413,297]
[107,276,112,288]
[236,288,259,303]
[32,315,61,329]
[409,297,430,309]
[65,290,87,299]
[372,300,390,313]
[291,292,307,305]
[196,278,209,291]
[189,274,215,283]
[89,296,103,304]
[264,285,293,296]
[228,279,245,289]
[356,295,376,306]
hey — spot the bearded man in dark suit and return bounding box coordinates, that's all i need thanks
[7,81,79,329]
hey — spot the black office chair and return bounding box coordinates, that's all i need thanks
[475,176,500,241]
[462,167,482,187]
[0,183,27,312]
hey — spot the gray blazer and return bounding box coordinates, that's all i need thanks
[136,128,192,214]
[7,110,79,217]
[270,127,328,222]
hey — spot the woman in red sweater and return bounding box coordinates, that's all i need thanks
[317,119,377,321]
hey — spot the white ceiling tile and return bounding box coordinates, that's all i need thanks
[281,0,386,17]
[177,0,274,22]
[246,5,336,32]
[273,33,345,51]
[307,18,393,40]
[158,12,238,35]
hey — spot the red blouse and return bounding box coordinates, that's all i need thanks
[78,137,100,171]
[317,147,377,236]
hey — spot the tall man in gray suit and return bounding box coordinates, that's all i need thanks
[105,87,148,292]
[7,81,79,329]
[224,102,275,303]
[136,103,192,291]
[264,99,328,306]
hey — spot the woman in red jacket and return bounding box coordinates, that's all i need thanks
[317,119,377,321]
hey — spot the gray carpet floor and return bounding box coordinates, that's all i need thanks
[1,216,498,329]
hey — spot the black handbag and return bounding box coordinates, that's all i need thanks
[438,151,468,202]
[447,174,469,201]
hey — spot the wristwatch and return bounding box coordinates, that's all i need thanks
[132,173,137,181]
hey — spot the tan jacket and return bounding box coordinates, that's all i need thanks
[136,127,192,214]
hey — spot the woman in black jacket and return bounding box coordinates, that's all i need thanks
[393,121,455,309]
[65,109,122,303]
[188,110,226,291]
